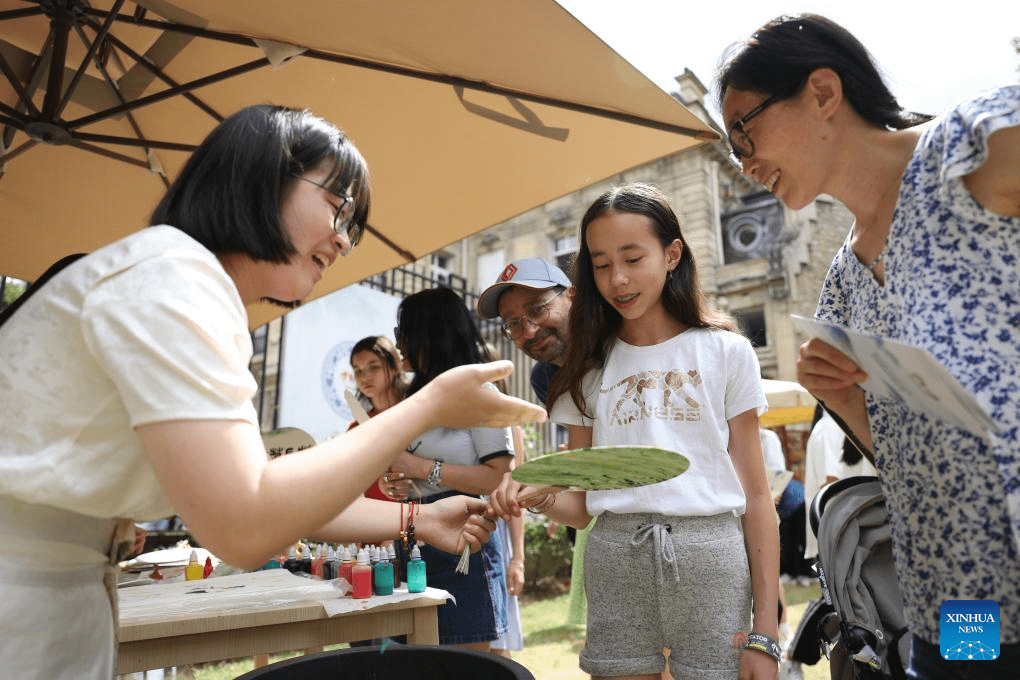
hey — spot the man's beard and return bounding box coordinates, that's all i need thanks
[524,328,565,364]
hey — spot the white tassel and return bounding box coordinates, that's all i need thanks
[454,545,471,574]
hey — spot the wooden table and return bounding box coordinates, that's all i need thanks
[116,570,447,674]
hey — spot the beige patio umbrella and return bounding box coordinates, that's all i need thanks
[0,0,717,328]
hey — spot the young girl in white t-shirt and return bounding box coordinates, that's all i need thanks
[492,183,780,680]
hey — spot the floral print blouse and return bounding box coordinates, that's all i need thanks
[815,86,1020,644]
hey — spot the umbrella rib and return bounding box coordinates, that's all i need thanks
[0,137,37,164]
[0,6,44,22]
[84,18,223,122]
[55,0,126,118]
[39,1,72,119]
[71,22,168,178]
[3,27,53,149]
[301,48,719,141]
[363,224,418,263]
[0,102,25,122]
[77,7,712,140]
[66,139,153,168]
[66,57,268,130]
[70,131,197,152]
[0,46,41,118]
[78,8,255,48]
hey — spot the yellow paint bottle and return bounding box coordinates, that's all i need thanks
[185,549,203,581]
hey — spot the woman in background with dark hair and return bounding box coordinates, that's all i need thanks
[387,287,514,651]
[718,14,1019,678]
[0,105,543,678]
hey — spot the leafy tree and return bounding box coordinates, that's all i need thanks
[1,278,27,309]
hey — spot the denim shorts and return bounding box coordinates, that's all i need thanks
[399,493,505,645]
[581,511,751,679]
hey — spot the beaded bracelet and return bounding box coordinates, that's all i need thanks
[744,632,782,662]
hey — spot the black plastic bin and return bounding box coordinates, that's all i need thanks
[235,645,535,680]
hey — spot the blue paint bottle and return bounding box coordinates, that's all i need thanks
[373,547,394,596]
[406,544,427,593]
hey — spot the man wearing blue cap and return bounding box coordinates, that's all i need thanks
[477,258,573,406]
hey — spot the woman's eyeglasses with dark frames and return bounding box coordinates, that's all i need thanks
[727,89,790,161]
[292,176,362,248]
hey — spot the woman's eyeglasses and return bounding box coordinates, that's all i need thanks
[293,176,362,247]
[727,89,790,161]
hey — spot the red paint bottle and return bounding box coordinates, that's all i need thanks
[351,547,373,599]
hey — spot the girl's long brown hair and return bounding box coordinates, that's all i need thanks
[547,183,734,417]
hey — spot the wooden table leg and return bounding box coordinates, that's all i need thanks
[253,654,269,668]
[408,605,439,644]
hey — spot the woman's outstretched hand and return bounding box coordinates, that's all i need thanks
[417,495,496,555]
[413,361,547,430]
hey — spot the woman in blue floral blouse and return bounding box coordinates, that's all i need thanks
[717,13,1019,680]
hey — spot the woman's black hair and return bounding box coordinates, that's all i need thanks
[715,13,932,130]
[350,335,409,404]
[548,182,735,415]
[395,288,494,396]
[841,430,864,466]
[151,104,371,262]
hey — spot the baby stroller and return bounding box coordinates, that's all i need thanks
[807,476,912,680]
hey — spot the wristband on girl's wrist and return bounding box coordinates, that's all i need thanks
[743,632,782,662]
[525,492,556,514]
[426,458,443,486]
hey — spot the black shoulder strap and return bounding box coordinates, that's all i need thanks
[0,253,87,328]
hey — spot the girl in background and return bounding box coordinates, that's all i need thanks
[387,287,514,651]
[493,183,779,680]
[347,335,409,501]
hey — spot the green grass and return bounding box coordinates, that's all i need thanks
[121,582,830,680]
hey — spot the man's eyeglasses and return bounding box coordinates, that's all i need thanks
[501,288,565,340]
[293,176,362,248]
[727,89,790,161]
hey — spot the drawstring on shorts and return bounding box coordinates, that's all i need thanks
[631,522,680,583]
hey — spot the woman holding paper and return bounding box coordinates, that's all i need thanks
[717,14,1019,676]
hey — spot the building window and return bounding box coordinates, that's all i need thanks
[733,307,767,347]
[432,252,452,286]
[719,191,783,265]
[552,234,577,273]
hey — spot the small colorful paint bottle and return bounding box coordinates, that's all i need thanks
[300,544,313,575]
[283,545,300,573]
[323,545,338,580]
[406,544,427,593]
[351,547,373,599]
[388,544,400,589]
[338,545,354,586]
[373,547,394,596]
[312,543,327,579]
[185,550,203,581]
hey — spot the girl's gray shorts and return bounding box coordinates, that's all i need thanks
[581,511,751,679]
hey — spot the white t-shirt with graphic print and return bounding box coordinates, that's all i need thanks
[551,327,766,517]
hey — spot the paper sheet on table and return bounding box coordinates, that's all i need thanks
[118,569,450,622]
[792,315,997,437]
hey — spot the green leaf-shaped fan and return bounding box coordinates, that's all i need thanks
[512,446,689,498]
